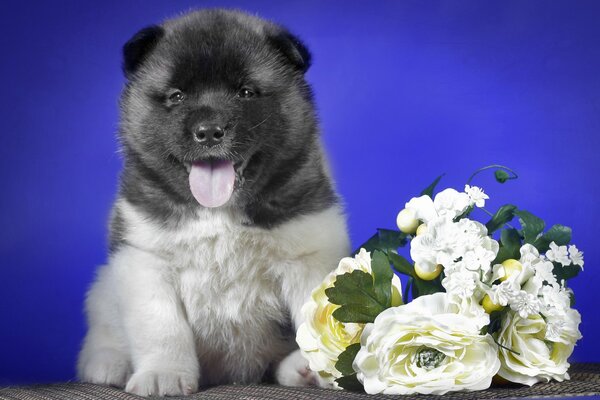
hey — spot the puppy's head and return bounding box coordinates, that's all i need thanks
[119,10,316,209]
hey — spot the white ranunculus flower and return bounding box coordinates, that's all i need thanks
[296,249,402,385]
[497,310,581,385]
[353,293,499,395]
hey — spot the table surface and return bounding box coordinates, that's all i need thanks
[1,363,599,400]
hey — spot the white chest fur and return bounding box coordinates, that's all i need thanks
[113,200,349,384]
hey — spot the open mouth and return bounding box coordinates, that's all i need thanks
[182,156,251,208]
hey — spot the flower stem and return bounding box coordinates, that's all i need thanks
[493,336,521,356]
[466,165,518,185]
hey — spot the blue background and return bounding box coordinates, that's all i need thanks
[1,0,599,385]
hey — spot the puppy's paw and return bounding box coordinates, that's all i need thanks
[78,348,131,388]
[125,369,199,396]
[276,349,333,389]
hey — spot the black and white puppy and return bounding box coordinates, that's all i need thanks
[77,9,349,396]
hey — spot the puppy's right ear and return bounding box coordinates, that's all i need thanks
[122,25,164,79]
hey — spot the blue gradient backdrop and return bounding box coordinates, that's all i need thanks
[1,0,599,385]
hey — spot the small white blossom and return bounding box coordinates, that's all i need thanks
[442,268,479,299]
[546,242,570,266]
[489,280,519,306]
[410,216,498,274]
[509,290,540,318]
[464,185,489,208]
[534,260,558,287]
[568,245,584,268]
[462,239,498,274]
[544,308,582,345]
[545,319,566,342]
[539,285,571,314]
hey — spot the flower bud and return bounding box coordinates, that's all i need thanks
[499,259,522,282]
[416,223,428,236]
[414,263,442,281]
[396,208,419,234]
[481,294,503,314]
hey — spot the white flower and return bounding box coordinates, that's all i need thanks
[353,293,499,395]
[488,279,519,307]
[410,216,498,274]
[497,311,579,385]
[405,195,438,225]
[509,290,540,318]
[535,260,558,287]
[296,249,402,385]
[544,308,582,344]
[404,188,471,225]
[464,185,489,208]
[442,268,479,299]
[462,239,498,274]
[539,285,571,315]
[433,188,471,220]
[546,242,571,266]
[568,245,584,268]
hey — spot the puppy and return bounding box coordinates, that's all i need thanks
[77,9,350,396]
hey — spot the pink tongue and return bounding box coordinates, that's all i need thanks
[189,160,235,208]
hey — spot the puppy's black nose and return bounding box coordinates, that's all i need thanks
[193,124,225,146]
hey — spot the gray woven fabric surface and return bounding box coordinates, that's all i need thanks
[1,364,599,400]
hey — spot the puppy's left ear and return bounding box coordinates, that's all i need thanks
[269,28,312,73]
[122,25,165,79]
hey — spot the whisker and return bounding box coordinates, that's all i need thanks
[247,114,272,131]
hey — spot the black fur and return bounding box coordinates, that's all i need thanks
[122,25,164,79]
[113,9,337,248]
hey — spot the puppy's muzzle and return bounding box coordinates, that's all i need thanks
[193,124,225,147]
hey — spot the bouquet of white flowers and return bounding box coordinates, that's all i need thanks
[296,166,583,395]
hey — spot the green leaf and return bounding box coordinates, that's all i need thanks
[495,169,510,183]
[420,174,444,198]
[487,309,508,335]
[404,276,413,302]
[533,225,572,252]
[335,374,363,391]
[494,228,522,264]
[485,205,517,233]
[354,229,407,255]
[335,343,361,376]
[388,252,414,276]
[552,262,581,283]
[325,270,386,323]
[514,210,545,244]
[570,291,576,307]
[371,250,393,307]
[412,276,444,299]
[331,306,379,323]
[454,205,474,222]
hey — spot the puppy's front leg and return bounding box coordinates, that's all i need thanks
[276,252,344,389]
[114,246,199,396]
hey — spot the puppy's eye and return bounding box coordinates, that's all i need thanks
[237,87,255,99]
[168,90,185,104]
